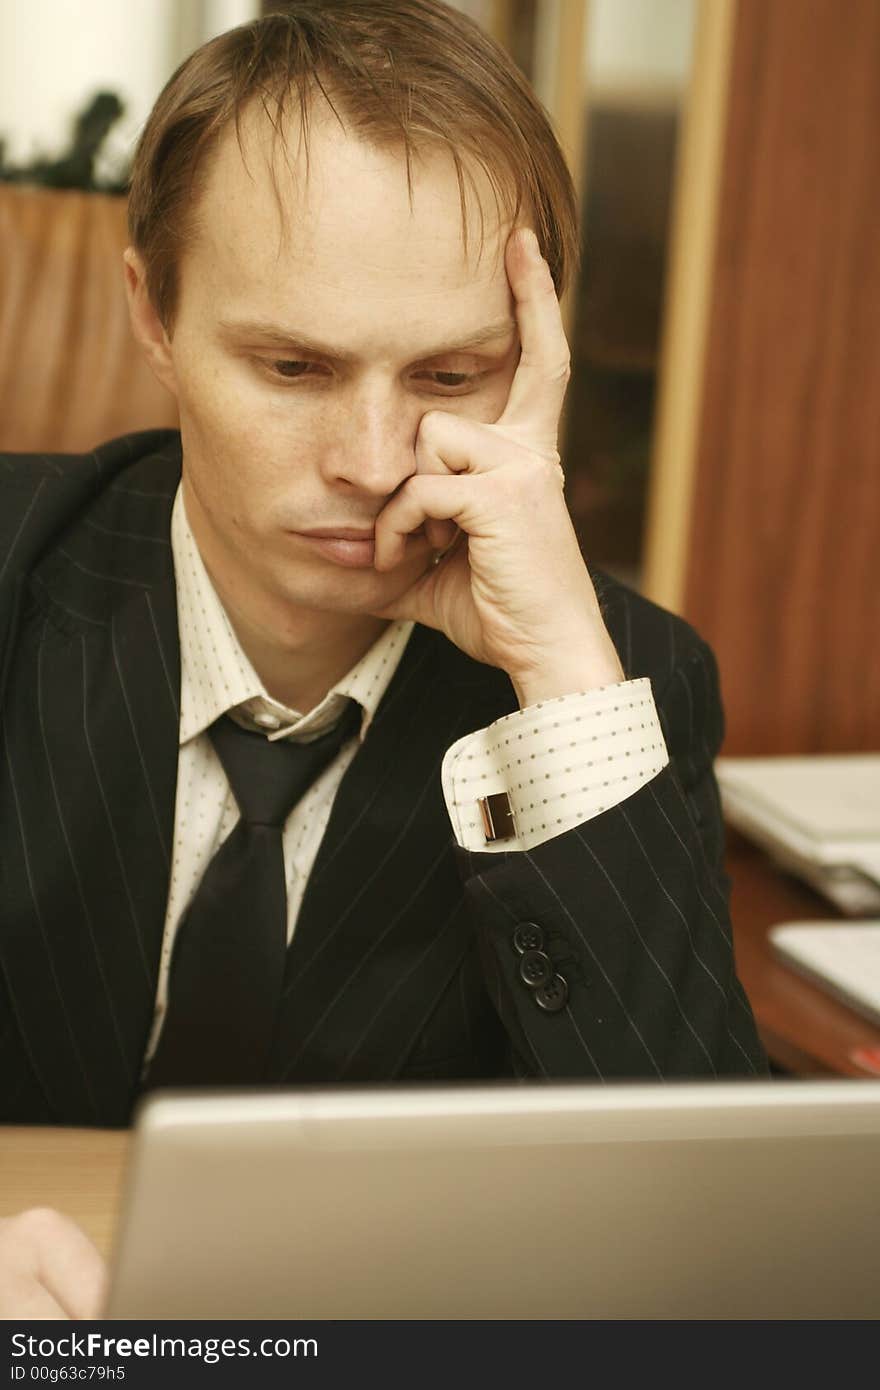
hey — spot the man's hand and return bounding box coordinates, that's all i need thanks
[0,1209,107,1319]
[372,226,625,708]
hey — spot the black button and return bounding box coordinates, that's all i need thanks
[519,949,553,988]
[512,922,544,955]
[535,974,569,1012]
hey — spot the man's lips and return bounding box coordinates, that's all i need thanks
[298,527,376,541]
[290,525,426,570]
[292,529,375,568]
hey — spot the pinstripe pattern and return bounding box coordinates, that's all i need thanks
[455,605,766,1080]
[0,433,767,1124]
[476,872,661,1079]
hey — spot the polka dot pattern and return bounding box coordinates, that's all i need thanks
[442,678,669,853]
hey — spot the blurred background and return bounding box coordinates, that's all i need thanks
[1,0,878,758]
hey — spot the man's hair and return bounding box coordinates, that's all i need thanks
[127,1,580,331]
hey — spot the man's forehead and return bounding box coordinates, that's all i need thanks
[193,98,515,291]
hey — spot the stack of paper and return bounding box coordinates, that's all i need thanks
[714,754,880,915]
[770,921,880,1024]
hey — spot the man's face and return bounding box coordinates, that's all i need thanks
[159,102,522,632]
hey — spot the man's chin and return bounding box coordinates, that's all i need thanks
[273,559,425,618]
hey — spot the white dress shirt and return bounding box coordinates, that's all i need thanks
[144,488,668,1061]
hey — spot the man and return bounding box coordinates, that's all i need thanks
[0,1,766,1315]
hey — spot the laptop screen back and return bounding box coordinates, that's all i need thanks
[107,1079,880,1319]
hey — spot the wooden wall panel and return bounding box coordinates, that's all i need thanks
[682,0,880,754]
[0,186,178,454]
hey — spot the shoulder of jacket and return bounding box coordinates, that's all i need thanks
[0,428,181,488]
[0,429,182,583]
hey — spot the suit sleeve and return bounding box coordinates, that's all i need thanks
[454,636,769,1079]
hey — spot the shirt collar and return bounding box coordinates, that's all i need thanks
[171,486,413,747]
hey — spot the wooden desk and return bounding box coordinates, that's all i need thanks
[0,1128,129,1259]
[727,829,880,1076]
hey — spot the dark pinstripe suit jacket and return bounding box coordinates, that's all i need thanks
[0,431,767,1127]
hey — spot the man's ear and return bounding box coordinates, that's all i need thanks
[122,248,179,398]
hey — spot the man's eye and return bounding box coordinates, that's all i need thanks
[270,360,314,379]
[419,369,481,391]
[261,361,480,390]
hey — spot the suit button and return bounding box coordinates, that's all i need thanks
[519,949,553,988]
[512,922,545,955]
[535,974,569,1012]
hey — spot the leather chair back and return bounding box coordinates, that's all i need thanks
[0,183,178,454]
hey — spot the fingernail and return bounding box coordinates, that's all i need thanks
[519,227,540,260]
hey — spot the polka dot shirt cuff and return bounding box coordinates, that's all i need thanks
[441,677,669,853]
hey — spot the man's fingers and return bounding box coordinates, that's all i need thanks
[379,407,566,569]
[375,474,473,570]
[414,410,513,478]
[1,1276,69,1320]
[378,414,509,569]
[498,227,570,446]
[39,1212,108,1320]
[0,1208,108,1321]
[425,518,458,552]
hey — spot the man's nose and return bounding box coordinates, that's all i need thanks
[326,386,417,498]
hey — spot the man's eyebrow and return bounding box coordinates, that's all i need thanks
[215,317,518,361]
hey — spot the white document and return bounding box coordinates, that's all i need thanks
[770,921,880,1025]
[715,754,880,915]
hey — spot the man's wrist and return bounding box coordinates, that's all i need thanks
[508,633,626,709]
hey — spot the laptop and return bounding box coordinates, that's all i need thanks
[106,1079,880,1320]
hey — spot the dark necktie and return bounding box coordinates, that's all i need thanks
[144,699,361,1089]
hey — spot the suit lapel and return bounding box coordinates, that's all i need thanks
[0,444,181,1125]
[268,626,514,1083]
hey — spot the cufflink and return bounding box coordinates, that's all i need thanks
[477,792,516,844]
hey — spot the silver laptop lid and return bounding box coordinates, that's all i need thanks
[108,1080,880,1320]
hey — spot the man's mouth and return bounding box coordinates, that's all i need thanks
[299,527,376,542]
[292,528,375,568]
[290,525,426,570]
